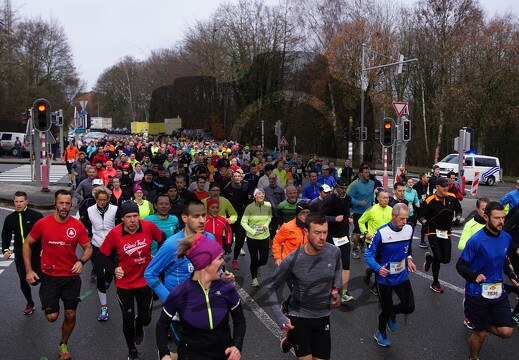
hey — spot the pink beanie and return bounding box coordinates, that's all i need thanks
[186,233,223,270]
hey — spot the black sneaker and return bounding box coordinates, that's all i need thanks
[419,241,429,249]
[135,325,145,345]
[423,252,433,272]
[364,267,373,285]
[280,336,292,353]
[127,348,139,360]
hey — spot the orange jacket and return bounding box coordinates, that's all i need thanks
[272,218,306,260]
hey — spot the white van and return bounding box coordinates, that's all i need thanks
[0,132,27,156]
[433,154,501,186]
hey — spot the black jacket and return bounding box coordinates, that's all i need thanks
[2,207,44,264]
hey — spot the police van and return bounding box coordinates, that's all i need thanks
[433,154,501,186]
[0,132,27,156]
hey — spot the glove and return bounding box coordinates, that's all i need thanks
[224,244,233,255]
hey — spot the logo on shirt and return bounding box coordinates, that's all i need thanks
[123,239,147,257]
[66,228,77,238]
[215,290,222,296]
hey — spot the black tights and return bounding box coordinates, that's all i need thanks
[377,280,415,332]
[246,237,269,278]
[428,235,451,283]
[116,286,153,350]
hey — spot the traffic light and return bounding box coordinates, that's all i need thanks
[397,54,408,74]
[360,126,367,141]
[32,98,51,132]
[256,125,261,134]
[354,127,360,141]
[402,119,411,141]
[381,118,395,146]
[374,128,380,141]
[342,127,349,140]
[57,110,64,127]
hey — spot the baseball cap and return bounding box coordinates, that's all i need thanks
[320,184,332,193]
[92,179,103,186]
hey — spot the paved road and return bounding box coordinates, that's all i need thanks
[1,204,519,360]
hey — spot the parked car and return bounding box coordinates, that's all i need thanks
[433,153,501,186]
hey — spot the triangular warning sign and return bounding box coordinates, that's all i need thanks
[392,102,408,116]
[279,136,289,146]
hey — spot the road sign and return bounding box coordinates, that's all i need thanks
[392,102,408,116]
[279,135,289,147]
[79,100,88,110]
[75,128,86,134]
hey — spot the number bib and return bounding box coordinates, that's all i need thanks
[390,259,406,274]
[253,225,264,234]
[481,282,502,299]
[436,230,449,239]
[332,235,349,247]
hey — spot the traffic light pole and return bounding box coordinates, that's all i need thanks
[40,131,49,192]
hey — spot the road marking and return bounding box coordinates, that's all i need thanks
[0,164,67,183]
[0,260,13,267]
[413,270,465,294]
[79,289,95,301]
[0,270,3,275]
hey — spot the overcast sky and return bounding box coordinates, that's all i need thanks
[9,0,517,90]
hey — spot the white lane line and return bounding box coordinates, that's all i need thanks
[0,260,13,267]
[0,270,3,275]
[237,287,285,339]
[413,270,465,294]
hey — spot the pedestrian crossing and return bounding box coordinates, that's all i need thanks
[0,164,68,183]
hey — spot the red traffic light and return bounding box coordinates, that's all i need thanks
[384,122,392,129]
[38,104,47,112]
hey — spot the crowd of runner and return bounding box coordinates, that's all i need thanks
[2,132,519,360]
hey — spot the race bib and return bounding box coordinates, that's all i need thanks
[68,159,74,163]
[253,225,265,234]
[297,169,302,174]
[390,259,406,274]
[481,282,502,299]
[332,235,349,247]
[436,230,449,239]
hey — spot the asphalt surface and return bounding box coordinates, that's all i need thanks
[0,158,518,359]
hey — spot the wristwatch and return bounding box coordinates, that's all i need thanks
[77,258,86,265]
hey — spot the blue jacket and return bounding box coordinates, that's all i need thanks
[348,178,374,214]
[144,230,215,302]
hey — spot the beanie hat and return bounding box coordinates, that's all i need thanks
[120,201,139,217]
[186,233,223,271]
[295,201,310,215]
[206,198,220,210]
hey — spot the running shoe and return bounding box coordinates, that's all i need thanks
[430,282,444,293]
[23,304,35,315]
[240,249,246,256]
[232,260,240,270]
[58,343,72,360]
[127,348,139,360]
[463,317,475,330]
[280,336,292,353]
[419,241,429,249]
[423,252,433,272]
[98,306,109,321]
[68,182,72,187]
[251,278,259,287]
[281,300,289,315]
[135,325,145,345]
[511,313,519,327]
[341,293,355,303]
[370,286,379,296]
[387,314,397,332]
[374,330,391,347]
[364,267,373,285]
[352,249,360,259]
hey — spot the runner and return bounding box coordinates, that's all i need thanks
[456,201,518,360]
[267,213,341,360]
[82,186,121,321]
[156,233,245,360]
[2,191,44,315]
[22,189,92,360]
[420,177,462,293]
[365,203,416,347]
[99,201,166,360]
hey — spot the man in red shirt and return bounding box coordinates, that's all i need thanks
[23,189,92,360]
[99,201,166,360]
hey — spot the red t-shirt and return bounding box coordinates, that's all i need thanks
[100,220,164,289]
[29,214,90,277]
